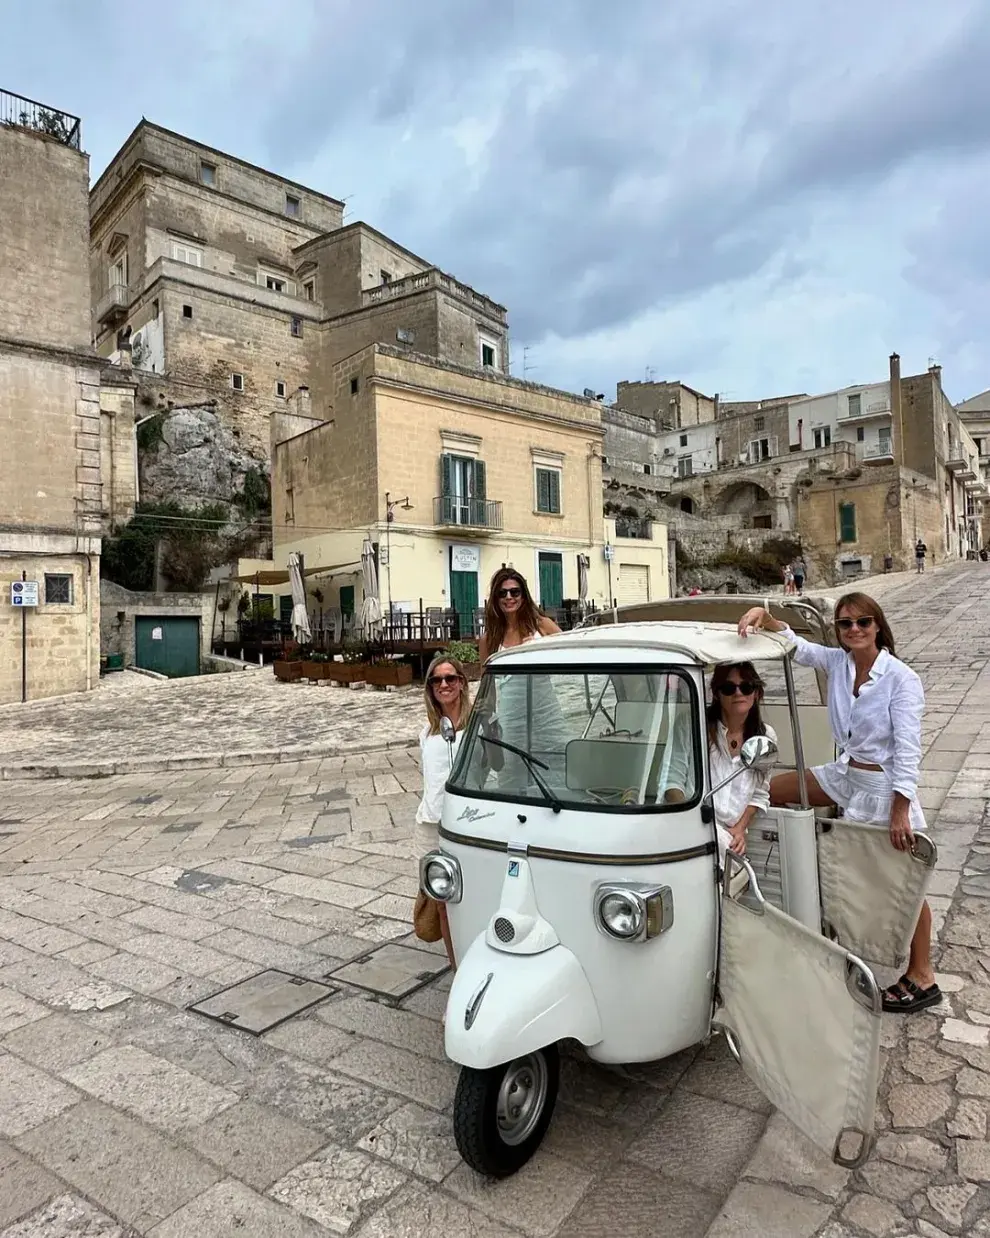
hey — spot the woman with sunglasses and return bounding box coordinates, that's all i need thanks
[414,652,471,969]
[738,593,938,1014]
[478,567,561,664]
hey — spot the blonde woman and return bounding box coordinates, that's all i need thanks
[415,652,470,969]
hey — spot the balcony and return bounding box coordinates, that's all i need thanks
[1,89,80,149]
[96,283,131,327]
[862,442,894,463]
[363,268,507,324]
[433,496,503,533]
[840,399,891,424]
[615,516,654,540]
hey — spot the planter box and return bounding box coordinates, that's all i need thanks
[301,662,329,680]
[365,662,414,688]
[327,662,369,684]
[274,661,303,682]
[461,662,482,682]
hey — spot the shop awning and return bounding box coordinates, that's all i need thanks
[231,560,361,585]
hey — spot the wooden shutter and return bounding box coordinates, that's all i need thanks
[839,502,857,543]
[472,458,486,500]
[536,468,550,512]
[548,469,560,513]
[440,454,454,496]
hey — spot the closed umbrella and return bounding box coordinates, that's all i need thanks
[287,552,311,644]
[359,536,382,638]
[577,553,590,611]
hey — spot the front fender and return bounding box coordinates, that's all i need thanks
[444,933,603,1070]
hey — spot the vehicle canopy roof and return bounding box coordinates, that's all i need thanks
[487,621,796,669]
[583,594,835,644]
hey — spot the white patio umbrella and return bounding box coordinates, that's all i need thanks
[287,552,312,644]
[359,536,382,638]
[577,553,590,609]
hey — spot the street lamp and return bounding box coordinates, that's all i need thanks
[384,491,413,616]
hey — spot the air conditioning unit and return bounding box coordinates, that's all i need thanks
[663,448,675,457]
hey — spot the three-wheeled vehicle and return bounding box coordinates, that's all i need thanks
[420,598,936,1178]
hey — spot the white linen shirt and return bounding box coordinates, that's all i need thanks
[415,725,462,825]
[710,721,777,830]
[778,626,925,801]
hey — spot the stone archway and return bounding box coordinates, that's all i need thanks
[713,480,775,528]
[679,496,695,515]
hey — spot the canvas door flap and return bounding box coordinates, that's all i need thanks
[715,892,880,1161]
[818,820,936,969]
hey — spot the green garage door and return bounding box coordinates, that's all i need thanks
[135,616,200,678]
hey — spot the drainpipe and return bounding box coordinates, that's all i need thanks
[85,550,94,691]
[889,353,904,467]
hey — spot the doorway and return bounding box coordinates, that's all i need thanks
[448,546,480,638]
[538,552,564,611]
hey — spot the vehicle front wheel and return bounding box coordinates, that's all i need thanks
[453,1045,560,1178]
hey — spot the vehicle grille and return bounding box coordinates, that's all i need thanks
[744,830,784,911]
[493,916,515,943]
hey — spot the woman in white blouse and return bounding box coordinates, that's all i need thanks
[738,593,938,1014]
[415,653,470,969]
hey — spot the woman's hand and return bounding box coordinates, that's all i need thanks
[889,794,914,852]
[727,817,748,855]
[737,606,785,638]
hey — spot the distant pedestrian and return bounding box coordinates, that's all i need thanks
[791,557,807,594]
[782,564,794,595]
[915,539,927,573]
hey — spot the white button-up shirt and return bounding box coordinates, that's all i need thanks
[710,720,777,830]
[779,626,925,800]
[416,725,462,825]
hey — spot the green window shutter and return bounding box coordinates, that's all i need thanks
[839,502,856,543]
[536,469,548,512]
[548,469,561,513]
[440,453,454,496]
[472,458,486,500]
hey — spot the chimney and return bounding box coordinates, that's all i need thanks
[889,353,903,467]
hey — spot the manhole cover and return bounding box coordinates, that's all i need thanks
[325,941,449,1000]
[189,969,335,1035]
[176,869,231,894]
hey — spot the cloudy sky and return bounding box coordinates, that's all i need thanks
[4,1,989,403]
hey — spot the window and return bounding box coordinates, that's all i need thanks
[748,438,771,462]
[480,337,498,369]
[109,255,127,290]
[381,269,392,284]
[878,427,892,455]
[170,241,203,267]
[643,464,651,475]
[847,393,862,418]
[290,316,303,338]
[535,466,562,514]
[231,373,244,391]
[285,193,301,217]
[44,574,72,605]
[350,377,359,395]
[440,453,488,526]
[265,275,286,293]
[182,304,193,320]
[275,380,286,398]
[813,426,831,449]
[677,456,693,479]
[303,280,315,301]
[856,427,865,442]
[199,161,216,187]
[754,415,765,431]
[679,434,688,447]
[839,501,857,543]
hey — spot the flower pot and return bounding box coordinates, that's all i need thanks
[301,661,327,680]
[327,662,368,684]
[365,662,414,688]
[274,661,303,682]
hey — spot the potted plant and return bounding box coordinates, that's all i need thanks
[327,637,370,684]
[274,646,304,682]
[304,651,331,681]
[445,639,482,681]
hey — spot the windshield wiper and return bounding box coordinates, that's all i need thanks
[481,735,563,813]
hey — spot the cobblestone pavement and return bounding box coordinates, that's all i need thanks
[0,563,987,1235]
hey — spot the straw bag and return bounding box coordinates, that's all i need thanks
[413,891,443,943]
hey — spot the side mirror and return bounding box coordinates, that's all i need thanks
[740,735,777,769]
[440,716,456,745]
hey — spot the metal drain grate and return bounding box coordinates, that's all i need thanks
[188,969,335,1036]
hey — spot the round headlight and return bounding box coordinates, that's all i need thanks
[425,859,455,900]
[598,891,645,939]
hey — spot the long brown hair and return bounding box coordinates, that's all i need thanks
[834,592,896,656]
[706,662,766,748]
[483,567,543,654]
[423,653,471,736]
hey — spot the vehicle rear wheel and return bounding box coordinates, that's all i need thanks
[453,1045,560,1178]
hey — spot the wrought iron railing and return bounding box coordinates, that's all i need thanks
[433,496,504,531]
[1,89,80,149]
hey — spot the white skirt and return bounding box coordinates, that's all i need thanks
[811,761,927,834]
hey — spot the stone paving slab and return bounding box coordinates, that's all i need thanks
[0,561,987,1233]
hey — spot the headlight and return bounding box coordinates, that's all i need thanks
[419,851,462,903]
[594,883,673,942]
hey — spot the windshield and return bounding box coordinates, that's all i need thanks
[448,666,701,811]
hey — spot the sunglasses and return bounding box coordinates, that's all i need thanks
[836,617,875,631]
[717,681,758,697]
[497,587,522,599]
[429,674,462,687]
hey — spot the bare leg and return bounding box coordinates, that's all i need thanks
[905,900,936,988]
[769,770,837,809]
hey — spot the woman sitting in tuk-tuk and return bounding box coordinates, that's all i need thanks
[665,661,776,863]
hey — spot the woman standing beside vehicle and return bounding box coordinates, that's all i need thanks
[738,594,939,1013]
[478,568,561,663]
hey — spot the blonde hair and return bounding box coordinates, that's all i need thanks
[423,653,471,736]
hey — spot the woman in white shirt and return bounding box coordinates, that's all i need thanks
[415,653,470,968]
[738,593,938,1014]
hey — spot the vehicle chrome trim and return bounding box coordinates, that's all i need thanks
[439,825,715,867]
[910,834,937,869]
[845,954,882,1015]
[464,971,495,1031]
[722,853,766,910]
[722,1027,742,1065]
[833,1126,873,1170]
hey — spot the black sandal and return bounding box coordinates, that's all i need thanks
[881,976,942,1013]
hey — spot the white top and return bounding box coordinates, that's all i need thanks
[497,628,544,652]
[416,725,462,825]
[779,626,925,801]
[710,721,777,829]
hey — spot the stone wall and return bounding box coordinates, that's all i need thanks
[99,376,138,529]
[615,381,716,429]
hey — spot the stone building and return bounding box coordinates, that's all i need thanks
[0,91,102,703]
[957,389,990,543]
[270,346,670,630]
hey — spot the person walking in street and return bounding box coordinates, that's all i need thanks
[791,556,807,595]
[738,593,940,1013]
[782,563,794,596]
[915,539,927,572]
[413,652,470,969]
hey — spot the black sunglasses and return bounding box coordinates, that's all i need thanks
[836,617,875,631]
[497,587,522,599]
[429,674,462,687]
[717,681,758,697]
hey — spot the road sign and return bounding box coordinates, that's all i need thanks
[603,544,614,563]
[11,581,39,607]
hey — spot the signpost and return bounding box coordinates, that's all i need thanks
[603,543,615,618]
[10,575,38,702]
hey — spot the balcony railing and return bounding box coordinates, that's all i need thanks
[96,282,131,326]
[862,442,894,461]
[1,89,80,149]
[433,496,503,531]
[615,516,653,540]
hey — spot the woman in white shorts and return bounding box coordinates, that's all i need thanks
[738,593,939,1014]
